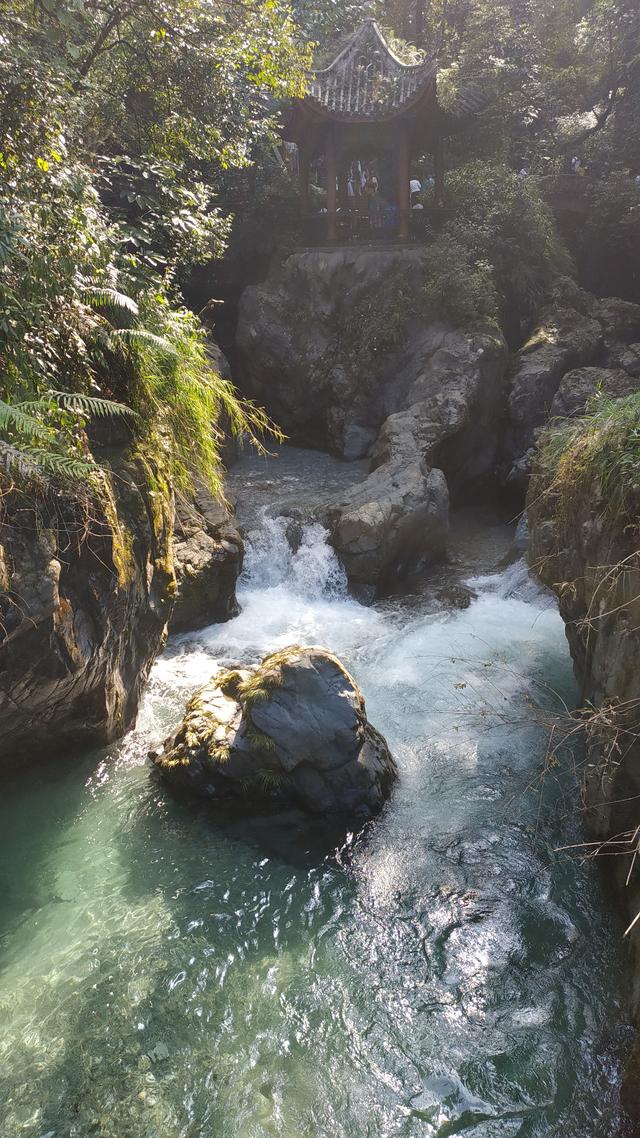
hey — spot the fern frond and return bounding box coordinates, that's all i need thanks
[0,441,42,478]
[80,286,139,318]
[0,400,51,441]
[50,392,138,419]
[0,441,95,479]
[18,392,137,420]
[110,328,177,355]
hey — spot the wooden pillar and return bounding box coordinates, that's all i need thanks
[397,122,410,241]
[434,133,445,205]
[326,128,337,243]
[338,162,349,210]
[299,145,310,218]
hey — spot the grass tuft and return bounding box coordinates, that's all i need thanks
[535,391,640,527]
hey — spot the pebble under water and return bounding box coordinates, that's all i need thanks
[0,448,634,1138]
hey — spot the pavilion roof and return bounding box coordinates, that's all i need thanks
[305,20,437,121]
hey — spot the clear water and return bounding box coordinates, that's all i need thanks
[0,452,632,1138]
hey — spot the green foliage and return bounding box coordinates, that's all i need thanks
[0,1,305,489]
[126,295,284,495]
[537,392,640,525]
[99,156,232,286]
[339,289,420,356]
[220,155,303,279]
[423,234,498,325]
[292,0,371,41]
[577,175,640,299]
[0,392,134,480]
[436,163,571,334]
[246,724,278,754]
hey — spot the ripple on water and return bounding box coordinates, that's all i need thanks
[0,490,633,1138]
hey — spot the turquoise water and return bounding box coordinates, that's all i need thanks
[0,487,632,1137]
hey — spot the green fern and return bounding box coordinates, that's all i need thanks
[0,392,134,483]
[80,285,139,319]
[0,440,95,478]
[0,401,51,441]
[110,327,176,355]
[20,392,137,419]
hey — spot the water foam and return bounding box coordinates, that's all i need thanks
[241,512,347,599]
[0,508,630,1138]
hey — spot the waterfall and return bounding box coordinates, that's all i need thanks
[242,512,348,600]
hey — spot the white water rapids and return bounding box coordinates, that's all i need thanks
[0,447,632,1138]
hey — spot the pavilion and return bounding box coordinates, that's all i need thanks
[284,20,448,243]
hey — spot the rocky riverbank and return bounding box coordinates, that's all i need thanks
[527,417,640,1116]
[0,447,175,765]
[235,248,640,597]
[0,436,243,765]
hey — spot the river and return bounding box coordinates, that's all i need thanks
[0,447,633,1137]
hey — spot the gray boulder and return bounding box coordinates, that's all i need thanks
[323,322,507,590]
[151,646,397,819]
[325,445,449,589]
[170,482,243,634]
[505,288,640,487]
[505,301,603,484]
[593,297,640,344]
[621,344,640,378]
[549,367,638,420]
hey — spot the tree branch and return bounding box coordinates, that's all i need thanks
[560,87,619,153]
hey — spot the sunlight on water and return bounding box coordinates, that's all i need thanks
[0,502,631,1138]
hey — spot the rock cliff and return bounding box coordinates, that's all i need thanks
[0,449,175,765]
[236,248,508,591]
[527,421,640,1100]
[505,284,640,487]
[170,481,243,633]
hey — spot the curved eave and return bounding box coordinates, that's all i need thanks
[312,19,428,78]
[299,77,437,126]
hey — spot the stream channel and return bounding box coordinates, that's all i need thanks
[0,446,634,1137]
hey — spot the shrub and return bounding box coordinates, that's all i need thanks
[442,161,571,336]
[423,233,498,325]
[536,391,640,526]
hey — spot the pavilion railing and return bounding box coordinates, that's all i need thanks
[299,206,453,247]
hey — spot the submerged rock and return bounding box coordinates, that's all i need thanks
[151,645,397,820]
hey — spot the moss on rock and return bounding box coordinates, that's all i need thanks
[151,645,397,822]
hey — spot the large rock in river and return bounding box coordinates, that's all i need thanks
[322,321,507,589]
[151,645,397,819]
[236,248,508,591]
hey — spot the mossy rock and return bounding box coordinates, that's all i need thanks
[150,646,397,821]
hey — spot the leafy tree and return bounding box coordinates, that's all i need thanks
[0,1,308,484]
